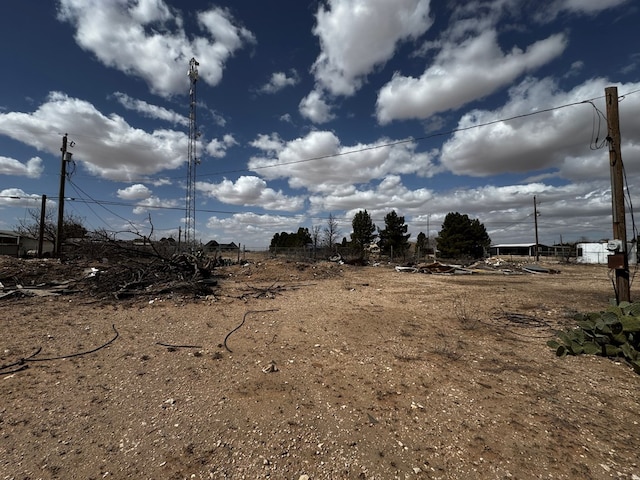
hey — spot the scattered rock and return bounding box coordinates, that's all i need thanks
[262,360,278,373]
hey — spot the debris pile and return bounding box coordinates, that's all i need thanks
[89,252,217,299]
[394,258,562,275]
[0,250,218,301]
[1,250,562,302]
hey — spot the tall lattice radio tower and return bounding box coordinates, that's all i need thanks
[185,57,200,248]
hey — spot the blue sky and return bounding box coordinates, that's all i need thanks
[1,0,639,249]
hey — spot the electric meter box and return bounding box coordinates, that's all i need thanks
[607,239,623,252]
[607,252,627,270]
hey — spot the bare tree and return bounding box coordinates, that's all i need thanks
[311,225,322,249]
[323,213,341,250]
[16,208,53,240]
[16,208,87,242]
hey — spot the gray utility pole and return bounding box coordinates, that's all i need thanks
[605,86,630,303]
[534,196,540,261]
[55,134,71,256]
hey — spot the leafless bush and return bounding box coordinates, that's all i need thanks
[432,331,462,361]
[453,293,480,330]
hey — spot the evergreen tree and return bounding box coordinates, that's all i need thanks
[295,227,312,246]
[378,210,410,257]
[350,209,377,254]
[416,231,427,251]
[269,227,311,250]
[436,212,490,259]
[269,232,281,250]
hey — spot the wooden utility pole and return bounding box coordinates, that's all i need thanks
[37,194,46,258]
[605,86,630,303]
[427,214,431,258]
[55,134,68,256]
[533,195,540,261]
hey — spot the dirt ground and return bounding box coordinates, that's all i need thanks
[2,255,640,480]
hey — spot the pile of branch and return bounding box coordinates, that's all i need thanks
[92,252,217,299]
[2,212,227,301]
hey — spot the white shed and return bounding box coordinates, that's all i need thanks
[576,242,638,265]
[0,230,54,257]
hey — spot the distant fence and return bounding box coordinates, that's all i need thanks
[264,246,368,262]
[267,246,334,261]
[243,245,578,264]
[265,246,423,263]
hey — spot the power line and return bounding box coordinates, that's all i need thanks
[1,88,636,159]
[3,89,638,240]
[67,179,117,231]
[0,192,624,229]
[61,196,359,225]
[66,178,142,232]
[187,94,612,181]
[39,89,635,186]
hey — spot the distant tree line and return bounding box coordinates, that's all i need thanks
[269,227,312,249]
[15,203,493,262]
[268,209,492,261]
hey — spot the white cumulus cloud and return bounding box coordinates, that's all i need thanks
[376,31,567,123]
[0,156,43,178]
[0,188,43,208]
[117,184,152,200]
[312,0,433,96]
[299,90,335,124]
[205,134,237,158]
[57,0,255,97]
[249,130,440,193]
[310,174,434,215]
[260,71,299,94]
[198,176,305,211]
[439,77,640,179]
[113,92,188,126]
[0,91,187,181]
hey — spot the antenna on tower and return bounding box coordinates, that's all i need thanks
[185,57,200,249]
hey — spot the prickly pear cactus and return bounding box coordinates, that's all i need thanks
[547,301,640,374]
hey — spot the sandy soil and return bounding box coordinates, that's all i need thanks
[1,256,640,480]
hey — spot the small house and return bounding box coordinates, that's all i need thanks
[204,240,238,255]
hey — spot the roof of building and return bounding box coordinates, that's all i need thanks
[490,243,547,248]
[204,240,237,248]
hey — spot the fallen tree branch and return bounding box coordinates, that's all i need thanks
[0,326,119,375]
[25,325,119,362]
[0,347,42,375]
[224,309,279,353]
